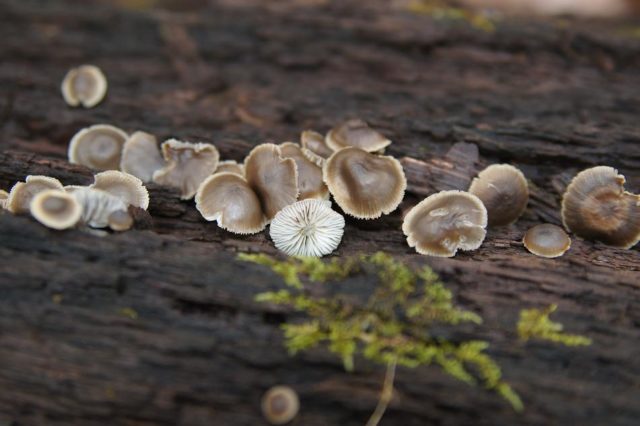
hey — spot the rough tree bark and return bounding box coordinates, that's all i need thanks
[0,1,639,425]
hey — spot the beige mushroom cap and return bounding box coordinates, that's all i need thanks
[301,130,333,167]
[323,147,406,219]
[71,187,128,228]
[280,142,329,200]
[468,164,529,227]
[68,124,128,171]
[261,386,300,425]
[108,209,134,232]
[561,166,640,248]
[120,131,165,182]
[153,139,220,200]
[325,119,391,153]
[402,190,488,257]
[244,143,299,220]
[30,190,82,230]
[215,160,244,176]
[0,189,9,210]
[91,170,149,210]
[523,224,571,258]
[61,65,107,108]
[6,175,65,214]
[195,172,267,234]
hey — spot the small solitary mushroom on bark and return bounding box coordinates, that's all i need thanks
[261,386,300,425]
[6,175,65,214]
[68,124,128,171]
[120,131,165,182]
[523,224,571,258]
[325,119,391,153]
[30,190,83,230]
[61,65,107,108]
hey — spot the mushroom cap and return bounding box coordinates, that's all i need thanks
[301,129,333,167]
[561,166,640,248]
[61,65,107,108]
[108,209,134,232]
[270,199,345,257]
[468,164,529,227]
[402,190,488,257]
[280,142,329,200]
[6,175,65,214]
[68,124,128,171]
[523,224,571,258]
[153,139,220,200]
[71,187,128,228]
[195,172,267,234]
[244,143,299,220]
[325,119,391,153]
[120,131,165,182]
[30,190,83,230]
[261,386,300,425]
[91,170,149,210]
[0,189,9,210]
[215,160,244,176]
[323,147,406,219]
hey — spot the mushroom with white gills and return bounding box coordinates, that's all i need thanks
[153,139,220,200]
[68,124,128,171]
[261,386,300,425]
[120,131,165,182]
[280,142,329,200]
[244,143,299,221]
[323,147,406,219]
[325,119,391,153]
[61,65,107,108]
[6,175,65,214]
[214,160,244,176]
[561,166,640,248]
[91,170,149,210]
[30,190,83,230]
[523,224,571,258]
[270,199,345,257]
[301,129,333,167]
[0,189,9,210]
[402,190,488,257]
[71,187,128,229]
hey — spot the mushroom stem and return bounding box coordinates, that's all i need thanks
[366,356,397,426]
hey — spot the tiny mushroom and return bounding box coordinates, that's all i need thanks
[468,164,529,227]
[325,119,391,153]
[120,131,165,182]
[71,187,128,228]
[323,147,406,219]
[280,142,329,200]
[68,124,128,171]
[107,209,134,232]
[402,190,488,257]
[270,199,345,257]
[91,170,149,210]
[523,224,571,258]
[61,65,107,108]
[153,139,220,199]
[561,166,640,248]
[214,160,244,176]
[30,190,83,230]
[301,129,333,166]
[261,386,300,425]
[6,175,65,214]
[0,189,9,209]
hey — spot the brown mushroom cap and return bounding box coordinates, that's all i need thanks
[71,187,128,228]
[301,130,333,166]
[61,65,107,108]
[68,124,128,171]
[402,190,488,257]
[120,131,165,182]
[561,166,640,248]
[0,189,8,210]
[195,172,267,234]
[6,175,65,214]
[215,160,244,176]
[244,143,299,220]
[91,170,149,210]
[30,190,83,230]
[325,119,391,153]
[523,224,571,258]
[468,164,529,227]
[261,386,300,425]
[323,147,406,219]
[280,142,329,200]
[153,139,220,200]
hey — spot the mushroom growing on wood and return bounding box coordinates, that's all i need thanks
[523,224,571,258]
[402,190,488,257]
[325,119,391,153]
[301,129,333,166]
[0,190,8,209]
[61,65,107,108]
[215,160,244,176]
[261,386,300,425]
[30,190,83,230]
[68,124,128,171]
[70,187,128,229]
[107,209,134,232]
[120,131,165,182]
[91,170,149,210]
[280,142,329,200]
[6,175,65,214]
[561,166,640,248]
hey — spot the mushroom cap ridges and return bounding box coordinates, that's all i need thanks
[71,187,128,228]
[523,224,571,258]
[91,170,149,210]
[279,142,329,201]
[61,65,107,108]
[6,175,65,214]
[30,190,83,230]
[68,124,128,171]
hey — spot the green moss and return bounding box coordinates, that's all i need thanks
[407,0,496,32]
[517,304,592,347]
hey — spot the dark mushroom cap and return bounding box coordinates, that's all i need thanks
[325,119,391,152]
[280,142,329,200]
[523,224,571,258]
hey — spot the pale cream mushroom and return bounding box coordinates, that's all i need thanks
[270,199,345,257]
[61,65,107,108]
[68,124,128,171]
[261,386,300,425]
[301,129,333,167]
[244,143,298,220]
[402,190,488,257]
[214,160,244,176]
[71,187,128,228]
[561,166,640,248]
[120,131,165,182]
[523,224,571,258]
[468,164,529,227]
[280,142,329,200]
[323,147,406,219]
[30,190,82,230]
[0,190,8,210]
[107,209,134,232]
[91,170,149,210]
[6,175,65,214]
[325,119,391,152]
[153,139,220,200]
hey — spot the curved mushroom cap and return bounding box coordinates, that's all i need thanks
[195,172,267,234]
[561,166,640,248]
[215,160,244,176]
[91,170,149,210]
[270,199,345,257]
[120,131,165,182]
[402,190,488,257]
[523,224,571,258]
[68,124,128,171]
[61,65,107,108]
[323,147,406,219]
[244,143,299,220]
[301,130,333,167]
[0,189,9,209]
[71,187,128,228]
[325,119,391,153]
[108,209,134,232]
[280,142,329,200]
[6,175,65,214]
[30,190,83,230]
[261,386,300,425]
[153,139,220,200]
[468,164,529,227]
